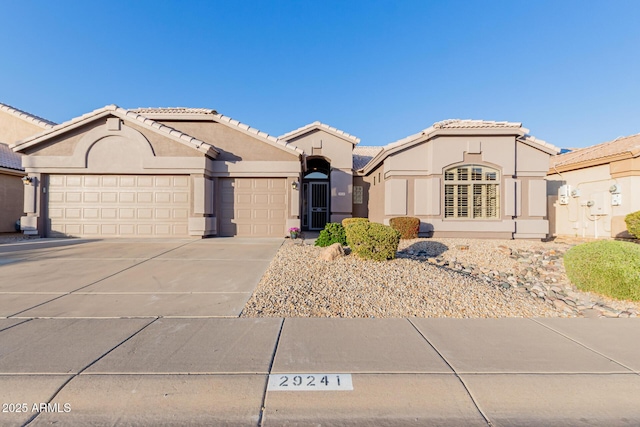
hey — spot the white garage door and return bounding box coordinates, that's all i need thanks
[47,174,190,237]
[219,178,287,237]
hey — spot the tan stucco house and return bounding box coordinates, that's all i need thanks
[0,103,55,232]
[354,120,560,239]
[547,133,640,239]
[10,103,559,240]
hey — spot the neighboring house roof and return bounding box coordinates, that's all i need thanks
[0,142,23,171]
[130,107,304,156]
[361,119,560,175]
[549,133,640,173]
[11,105,219,157]
[352,146,383,170]
[0,102,56,129]
[279,121,361,145]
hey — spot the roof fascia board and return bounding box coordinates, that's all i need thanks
[0,166,25,176]
[11,110,114,152]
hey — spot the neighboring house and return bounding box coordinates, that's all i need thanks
[354,120,560,239]
[0,103,55,232]
[11,104,558,240]
[547,133,640,239]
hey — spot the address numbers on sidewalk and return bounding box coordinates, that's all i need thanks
[267,374,353,391]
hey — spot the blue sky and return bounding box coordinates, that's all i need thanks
[1,0,639,149]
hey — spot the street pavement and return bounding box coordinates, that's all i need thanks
[0,238,639,426]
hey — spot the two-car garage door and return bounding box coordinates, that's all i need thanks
[46,175,287,238]
[47,174,190,237]
[219,178,286,237]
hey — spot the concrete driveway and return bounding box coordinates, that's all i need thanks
[0,237,283,318]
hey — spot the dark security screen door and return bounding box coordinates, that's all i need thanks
[309,182,329,230]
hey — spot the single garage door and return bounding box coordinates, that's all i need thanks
[219,178,286,237]
[47,174,190,237]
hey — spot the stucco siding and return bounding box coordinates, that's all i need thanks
[162,121,296,162]
[0,110,48,144]
[287,130,353,169]
[517,142,550,176]
[0,173,24,232]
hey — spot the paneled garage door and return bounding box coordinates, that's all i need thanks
[47,175,190,237]
[219,178,286,237]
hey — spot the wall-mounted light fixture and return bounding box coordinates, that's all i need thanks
[21,176,33,185]
[291,181,299,190]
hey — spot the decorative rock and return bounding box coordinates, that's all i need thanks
[318,243,345,261]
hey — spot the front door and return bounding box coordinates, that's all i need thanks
[308,181,329,230]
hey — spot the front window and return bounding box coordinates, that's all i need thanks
[444,165,499,219]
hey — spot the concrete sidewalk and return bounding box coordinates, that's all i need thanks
[1,317,639,426]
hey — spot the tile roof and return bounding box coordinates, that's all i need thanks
[12,105,218,156]
[0,142,23,171]
[129,108,304,156]
[361,119,559,174]
[0,102,56,129]
[279,121,361,144]
[550,133,640,170]
[433,119,522,129]
[129,107,217,115]
[212,114,305,155]
[352,146,383,170]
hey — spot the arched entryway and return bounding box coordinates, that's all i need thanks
[302,157,330,230]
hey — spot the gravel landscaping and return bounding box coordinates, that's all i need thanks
[242,237,640,319]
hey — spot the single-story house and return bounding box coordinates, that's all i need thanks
[354,120,560,239]
[11,103,559,240]
[547,133,640,239]
[0,103,55,232]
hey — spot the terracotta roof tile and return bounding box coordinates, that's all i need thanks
[0,142,23,171]
[550,133,640,170]
[0,102,56,129]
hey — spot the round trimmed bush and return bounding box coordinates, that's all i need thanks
[389,216,420,239]
[345,221,401,261]
[342,217,369,228]
[564,240,640,301]
[625,210,640,238]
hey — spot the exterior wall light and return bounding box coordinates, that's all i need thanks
[21,176,33,185]
[291,181,299,190]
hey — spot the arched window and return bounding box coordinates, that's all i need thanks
[444,165,499,219]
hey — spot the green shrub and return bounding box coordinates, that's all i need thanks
[342,217,369,228]
[345,221,401,261]
[564,240,640,301]
[389,217,420,239]
[315,223,347,247]
[625,211,640,238]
